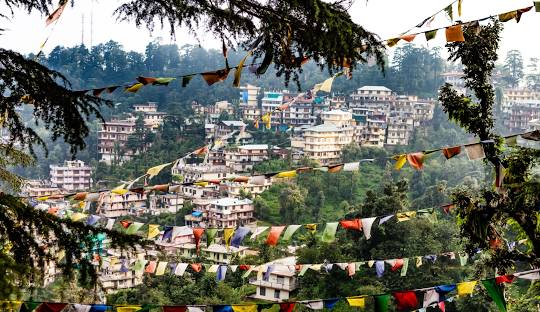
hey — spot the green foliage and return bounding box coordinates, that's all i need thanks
[502,50,525,88]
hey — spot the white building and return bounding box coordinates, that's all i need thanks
[97,192,147,218]
[239,84,261,121]
[49,160,92,191]
[202,244,249,264]
[224,144,287,172]
[171,163,232,183]
[250,257,298,302]
[206,197,255,228]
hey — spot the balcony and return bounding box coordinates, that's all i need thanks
[249,279,298,291]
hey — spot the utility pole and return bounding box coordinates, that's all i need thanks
[81,13,85,46]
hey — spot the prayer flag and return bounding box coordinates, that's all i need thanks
[393,154,407,170]
[193,228,205,252]
[36,303,68,312]
[458,0,463,16]
[387,38,400,48]
[444,4,453,20]
[155,262,168,276]
[153,184,169,192]
[343,162,360,171]
[282,225,302,241]
[536,1,540,12]
[182,75,194,87]
[45,2,68,26]
[174,263,189,276]
[425,29,438,41]
[401,258,409,277]
[318,75,337,93]
[70,213,87,222]
[231,227,250,247]
[276,170,297,178]
[396,211,416,222]
[457,281,477,296]
[339,219,362,231]
[125,83,144,93]
[416,256,422,267]
[145,261,157,274]
[163,307,187,312]
[374,294,390,312]
[162,226,174,241]
[126,222,144,235]
[393,291,418,311]
[321,222,339,243]
[153,77,176,85]
[148,224,161,239]
[147,163,172,179]
[379,215,394,225]
[201,69,230,86]
[250,226,269,239]
[224,228,235,247]
[422,289,439,308]
[391,258,404,271]
[111,188,128,195]
[86,215,100,226]
[231,306,256,312]
[136,76,157,85]
[442,146,461,159]
[346,296,365,308]
[323,299,339,310]
[117,307,141,312]
[233,51,253,87]
[217,265,228,282]
[361,217,377,239]
[190,263,202,273]
[499,11,517,22]
[187,307,204,312]
[66,305,91,312]
[302,301,323,310]
[496,275,515,285]
[266,226,286,246]
[400,34,416,42]
[445,25,465,42]
[73,192,88,201]
[376,260,385,277]
[304,224,317,234]
[327,164,344,173]
[279,303,295,312]
[347,263,356,277]
[465,143,485,160]
[213,306,232,312]
[119,220,132,229]
[407,152,424,170]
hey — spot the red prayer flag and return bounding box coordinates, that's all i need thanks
[400,34,417,42]
[441,203,455,214]
[339,219,362,231]
[442,146,462,159]
[119,220,132,229]
[279,303,295,312]
[201,69,230,86]
[145,260,157,273]
[392,291,418,311]
[391,259,404,271]
[163,307,187,312]
[266,226,286,246]
[445,25,465,42]
[190,263,202,272]
[36,303,68,312]
[239,265,251,271]
[193,228,205,253]
[327,164,344,173]
[406,152,424,170]
[496,274,515,284]
[137,76,158,85]
[92,88,106,96]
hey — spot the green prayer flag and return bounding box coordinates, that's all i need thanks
[207,228,218,246]
[374,294,390,312]
[20,302,40,312]
[535,2,540,12]
[182,75,194,87]
[425,30,437,41]
[459,254,468,266]
[256,303,274,312]
[482,279,507,312]
[282,225,302,241]
[400,258,409,277]
[134,259,147,272]
[321,222,339,243]
[298,265,310,276]
[126,222,144,235]
[153,77,176,85]
[242,267,253,278]
[444,4,453,20]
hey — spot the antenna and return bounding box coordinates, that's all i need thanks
[81,13,85,46]
[90,0,95,48]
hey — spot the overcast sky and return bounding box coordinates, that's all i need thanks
[0,0,538,67]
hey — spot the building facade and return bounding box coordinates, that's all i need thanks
[49,160,92,191]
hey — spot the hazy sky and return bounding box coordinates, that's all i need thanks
[0,0,538,67]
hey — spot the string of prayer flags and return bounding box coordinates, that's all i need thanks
[45,1,68,26]
[266,226,286,246]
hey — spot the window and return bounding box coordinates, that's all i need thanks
[259,287,266,296]
[274,290,281,299]
[277,276,284,284]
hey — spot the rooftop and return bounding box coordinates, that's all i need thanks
[203,244,248,254]
[221,120,246,127]
[211,197,253,206]
[305,124,348,132]
[357,86,392,92]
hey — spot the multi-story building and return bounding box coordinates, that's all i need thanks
[221,179,272,197]
[49,160,92,191]
[206,197,255,228]
[203,244,249,264]
[207,100,235,116]
[261,91,284,125]
[171,163,232,183]
[148,193,183,215]
[21,180,64,198]
[250,257,298,302]
[97,192,147,218]
[224,144,287,172]
[239,84,261,121]
[502,89,540,132]
[441,72,466,94]
[386,114,414,146]
[100,259,143,294]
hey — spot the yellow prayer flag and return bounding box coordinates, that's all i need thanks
[117,306,141,312]
[304,224,317,233]
[37,196,49,201]
[396,211,417,222]
[458,0,463,16]
[319,76,336,93]
[499,11,518,22]
[147,162,172,179]
[111,188,129,195]
[70,213,87,222]
[416,256,422,267]
[233,51,253,87]
[261,113,271,129]
[208,265,219,273]
[0,301,22,312]
[457,281,477,296]
[367,260,375,267]
[194,181,209,187]
[155,261,168,276]
[232,305,257,312]
[387,38,400,47]
[276,170,297,178]
[224,228,235,247]
[394,154,407,170]
[125,83,144,93]
[148,224,161,239]
[346,296,366,308]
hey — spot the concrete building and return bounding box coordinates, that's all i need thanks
[148,193,183,215]
[261,91,285,124]
[250,257,298,302]
[21,180,64,198]
[386,114,414,146]
[239,84,261,121]
[49,160,92,191]
[97,192,147,218]
[100,259,142,294]
[501,89,540,132]
[441,72,466,94]
[224,144,287,172]
[171,163,232,183]
[203,244,249,264]
[207,100,235,116]
[98,119,137,164]
[221,179,272,197]
[206,197,255,228]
